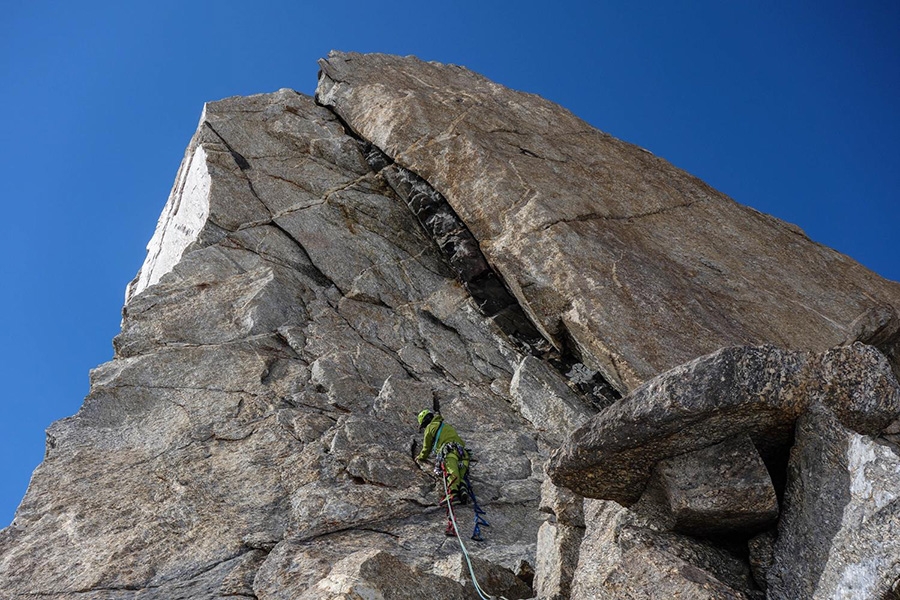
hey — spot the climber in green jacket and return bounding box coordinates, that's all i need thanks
[416,409,470,504]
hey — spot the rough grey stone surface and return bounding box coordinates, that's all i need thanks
[510,355,597,445]
[767,405,900,600]
[300,548,468,600]
[568,499,760,599]
[655,435,779,535]
[2,53,900,599]
[0,90,546,599]
[747,529,776,593]
[534,520,583,600]
[317,51,900,393]
[539,477,585,528]
[433,552,533,600]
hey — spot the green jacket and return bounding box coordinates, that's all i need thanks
[416,415,465,461]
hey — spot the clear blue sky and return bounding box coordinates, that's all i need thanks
[1,1,898,528]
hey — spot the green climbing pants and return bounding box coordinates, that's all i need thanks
[443,448,469,493]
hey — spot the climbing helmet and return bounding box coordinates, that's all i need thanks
[417,409,433,425]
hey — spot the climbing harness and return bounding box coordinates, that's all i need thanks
[440,461,508,600]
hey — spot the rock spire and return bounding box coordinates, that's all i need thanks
[1,52,898,599]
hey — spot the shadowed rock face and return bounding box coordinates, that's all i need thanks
[655,436,779,535]
[2,52,900,599]
[768,406,900,600]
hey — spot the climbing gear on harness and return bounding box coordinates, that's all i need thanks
[441,461,507,600]
[439,461,487,539]
[433,439,469,500]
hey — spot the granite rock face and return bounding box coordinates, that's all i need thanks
[2,52,900,599]
[317,51,900,393]
[0,89,547,598]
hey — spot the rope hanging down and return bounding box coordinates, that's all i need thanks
[464,471,490,542]
[441,462,508,600]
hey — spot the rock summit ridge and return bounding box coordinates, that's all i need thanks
[0,51,899,599]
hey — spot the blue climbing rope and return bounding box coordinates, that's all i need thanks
[463,471,490,542]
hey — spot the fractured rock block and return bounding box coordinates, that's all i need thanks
[549,345,806,504]
[768,405,900,599]
[309,549,467,600]
[510,355,596,445]
[540,476,585,527]
[534,520,583,600]
[433,552,532,600]
[600,545,752,600]
[548,343,900,504]
[655,435,778,535]
[570,499,761,599]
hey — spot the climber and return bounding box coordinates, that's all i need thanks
[416,409,470,505]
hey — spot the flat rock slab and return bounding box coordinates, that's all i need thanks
[656,435,778,535]
[317,51,900,392]
[549,345,806,504]
[548,343,900,504]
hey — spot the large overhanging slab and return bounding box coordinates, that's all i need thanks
[317,51,900,392]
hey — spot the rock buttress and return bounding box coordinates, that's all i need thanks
[0,89,549,599]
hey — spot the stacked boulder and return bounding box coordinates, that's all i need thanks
[546,343,900,598]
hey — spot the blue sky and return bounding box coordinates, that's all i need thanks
[1,1,898,528]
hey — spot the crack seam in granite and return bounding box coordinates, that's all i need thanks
[265,219,346,293]
[315,100,621,405]
[118,333,304,361]
[537,200,701,232]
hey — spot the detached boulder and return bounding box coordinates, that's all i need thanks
[549,345,806,504]
[655,436,778,535]
[549,343,900,505]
